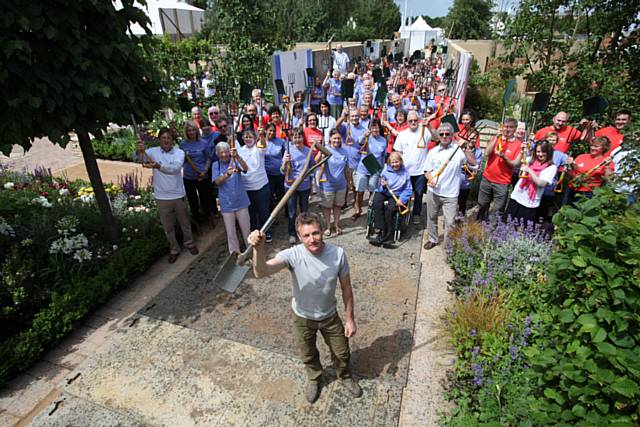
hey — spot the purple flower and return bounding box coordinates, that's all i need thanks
[470,329,477,337]
[510,345,518,360]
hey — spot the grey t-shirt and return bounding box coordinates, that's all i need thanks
[276,243,350,321]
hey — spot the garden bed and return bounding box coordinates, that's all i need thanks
[0,166,167,385]
[441,188,640,425]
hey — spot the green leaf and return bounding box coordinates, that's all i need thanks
[544,388,565,405]
[558,309,575,323]
[571,403,586,418]
[571,256,587,267]
[592,327,607,343]
[611,378,639,398]
[596,342,618,356]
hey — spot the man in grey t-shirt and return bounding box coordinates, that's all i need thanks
[248,212,361,404]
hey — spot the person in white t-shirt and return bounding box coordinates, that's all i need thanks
[136,128,199,263]
[332,43,350,75]
[392,110,437,223]
[505,140,557,225]
[202,71,215,99]
[423,123,479,249]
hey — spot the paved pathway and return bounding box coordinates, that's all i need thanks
[1,207,454,426]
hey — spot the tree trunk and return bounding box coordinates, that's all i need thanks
[77,130,120,243]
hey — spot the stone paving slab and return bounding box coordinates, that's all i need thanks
[51,316,404,426]
[144,208,422,387]
[29,393,150,427]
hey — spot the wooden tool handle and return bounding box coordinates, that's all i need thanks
[236,142,332,265]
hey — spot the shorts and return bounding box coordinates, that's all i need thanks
[319,188,347,208]
[353,171,380,193]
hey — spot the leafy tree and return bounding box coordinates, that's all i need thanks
[501,0,640,131]
[422,15,447,29]
[1,1,163,242]
[445,0,494,40]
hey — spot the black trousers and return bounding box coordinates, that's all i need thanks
[458,188,470,216]
[373,192,398,236]
[183,178,214,221]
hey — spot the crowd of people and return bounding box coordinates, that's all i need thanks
[135,46,635,404]
[137,51,635,261]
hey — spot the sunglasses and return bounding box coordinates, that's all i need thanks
[439,132,451,136]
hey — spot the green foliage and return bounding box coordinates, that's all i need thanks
[445,0,493,40]
[0,1,164,154]
[0,169,166,384]
[465,63,506,121]
[201,0,400,45]
[0,231,167,385]
[529,188,640,425]
[92,128,139,162]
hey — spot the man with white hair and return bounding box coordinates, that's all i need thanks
[332,43,350,75]
[423,123,478,249]
[393,110,437,223]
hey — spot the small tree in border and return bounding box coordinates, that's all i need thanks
[1,0,164,242]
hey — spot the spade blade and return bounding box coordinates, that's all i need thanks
[213,251,251,293]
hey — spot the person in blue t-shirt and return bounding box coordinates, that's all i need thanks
[370,152,413,245]
[211,142,250,254]
[264,123,286,211]
[353,119,387,221]
[336,107,366,218]
[317,129,349,236]
[181,120,214,223]
[282,128,315,244]
[323,69,343,119]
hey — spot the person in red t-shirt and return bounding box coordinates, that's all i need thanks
[303,113,324,156]
[566,136,613,204]
[476,118,522,221]
[456,110,481,148]
[595,109,632,156]
[534,112,581,153]
[382,108,409,154]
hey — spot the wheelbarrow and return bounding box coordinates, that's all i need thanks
[212,141,332,293]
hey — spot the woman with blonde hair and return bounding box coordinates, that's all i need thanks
[181,120,214,223]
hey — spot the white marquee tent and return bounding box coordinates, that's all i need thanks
[399,16,444,56]
[117,0,205,38]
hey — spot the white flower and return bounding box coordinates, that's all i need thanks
[59,188,69,196]
[128,206,134,211]
[79,194,94,203]
[21,238,33,246]
[32,196,52,208]
[4,182,14,190]
[134,228,139,233]
[112,244,118,250]
[122,227,127,232]
[73,248,92,262]
[134,195,141,200]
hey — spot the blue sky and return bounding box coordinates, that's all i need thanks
[393,0,453,18]
[393,0,520,18]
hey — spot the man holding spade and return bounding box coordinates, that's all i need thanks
[247,212,361,404]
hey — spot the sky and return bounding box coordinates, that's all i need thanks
[393,0,520,18]
[393,0,453,18]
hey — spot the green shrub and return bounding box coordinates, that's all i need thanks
[0,230,167,385]
[529,188,640,425]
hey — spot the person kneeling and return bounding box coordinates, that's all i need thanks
[370,152,412,246]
